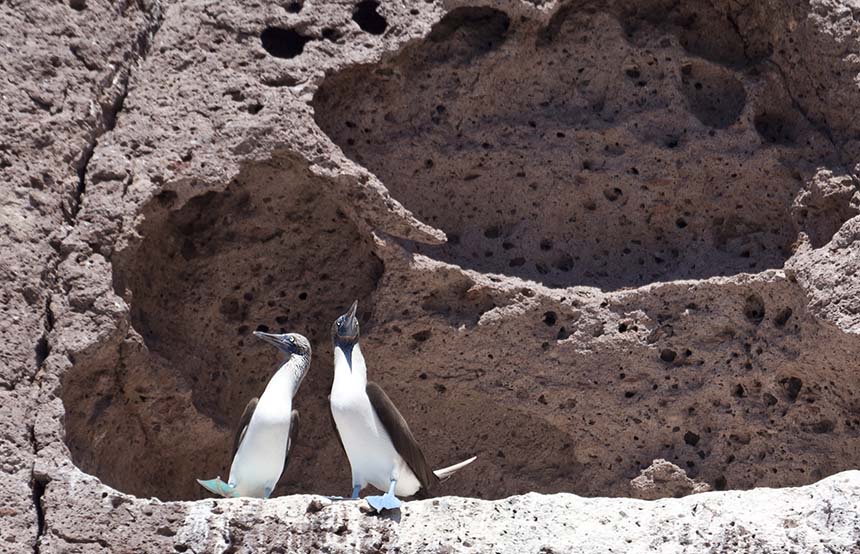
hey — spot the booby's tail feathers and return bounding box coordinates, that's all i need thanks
[196,477,238,498]
[433,456,477,482]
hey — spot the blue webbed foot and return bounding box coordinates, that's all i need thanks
[365,480,400,512]
[365,493,401,512]
[197,477,237,498]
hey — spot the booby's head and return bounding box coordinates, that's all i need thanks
[254,331,312,393]
[253,331,312,359]
[332,300,360,347]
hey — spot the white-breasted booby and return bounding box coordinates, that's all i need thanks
[329,301,476,511]
[197,331,311,499]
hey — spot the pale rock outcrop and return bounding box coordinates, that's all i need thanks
[630,459,712,500]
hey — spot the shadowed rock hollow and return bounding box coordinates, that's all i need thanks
[63,156,384,500]
[314,5,847,290]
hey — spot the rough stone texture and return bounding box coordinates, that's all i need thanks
[629,458,711,500]
[2,0,860,551]
[32,468,860,553]
[788,214,860,333]
[0,0,162,551]
[313,3,848,290]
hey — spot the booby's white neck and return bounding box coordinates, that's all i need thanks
[260,353,310,404]
[333,342,367,387]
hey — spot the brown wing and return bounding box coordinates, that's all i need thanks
[282,410,300,474]
[232,397,258,459]
[366,381,440,494]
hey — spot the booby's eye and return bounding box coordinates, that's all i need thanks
[288,336,295,344]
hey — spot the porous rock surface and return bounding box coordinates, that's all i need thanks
[31,468,860,553]
[2,0,860,551]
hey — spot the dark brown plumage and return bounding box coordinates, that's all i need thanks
[365,381,440,496]
[232,397,259,459]
[282,410,300,474]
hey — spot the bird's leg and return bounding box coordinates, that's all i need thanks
[331,485,361,501]
[326,484,362,502]
[264,486,273,499]
[365,479,401,512]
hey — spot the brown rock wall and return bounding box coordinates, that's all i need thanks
[2,0,860,550]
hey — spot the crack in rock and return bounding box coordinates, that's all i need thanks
[67,3,164,224]
[28,0,167,550]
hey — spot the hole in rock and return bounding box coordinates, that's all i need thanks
[743,293,765,324]
[261,27,310,59]
[352,0,387,35]
[680,60,746,128]
[754,111,799,145]
[62,156,384,500]
[321,28,341,42]
[313,5,848,291]
[774,307,792,327]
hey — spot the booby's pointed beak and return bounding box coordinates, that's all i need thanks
[254,331,293,353]
[337,300,359,341]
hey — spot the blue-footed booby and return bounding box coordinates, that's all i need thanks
[197,331,311,499]
[329,301,477,511]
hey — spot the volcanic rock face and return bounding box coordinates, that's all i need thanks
[314,4,841,290]
[3,0,860,551]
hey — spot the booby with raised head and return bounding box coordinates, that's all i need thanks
[329,301,476,511]
[197,331,311,499]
